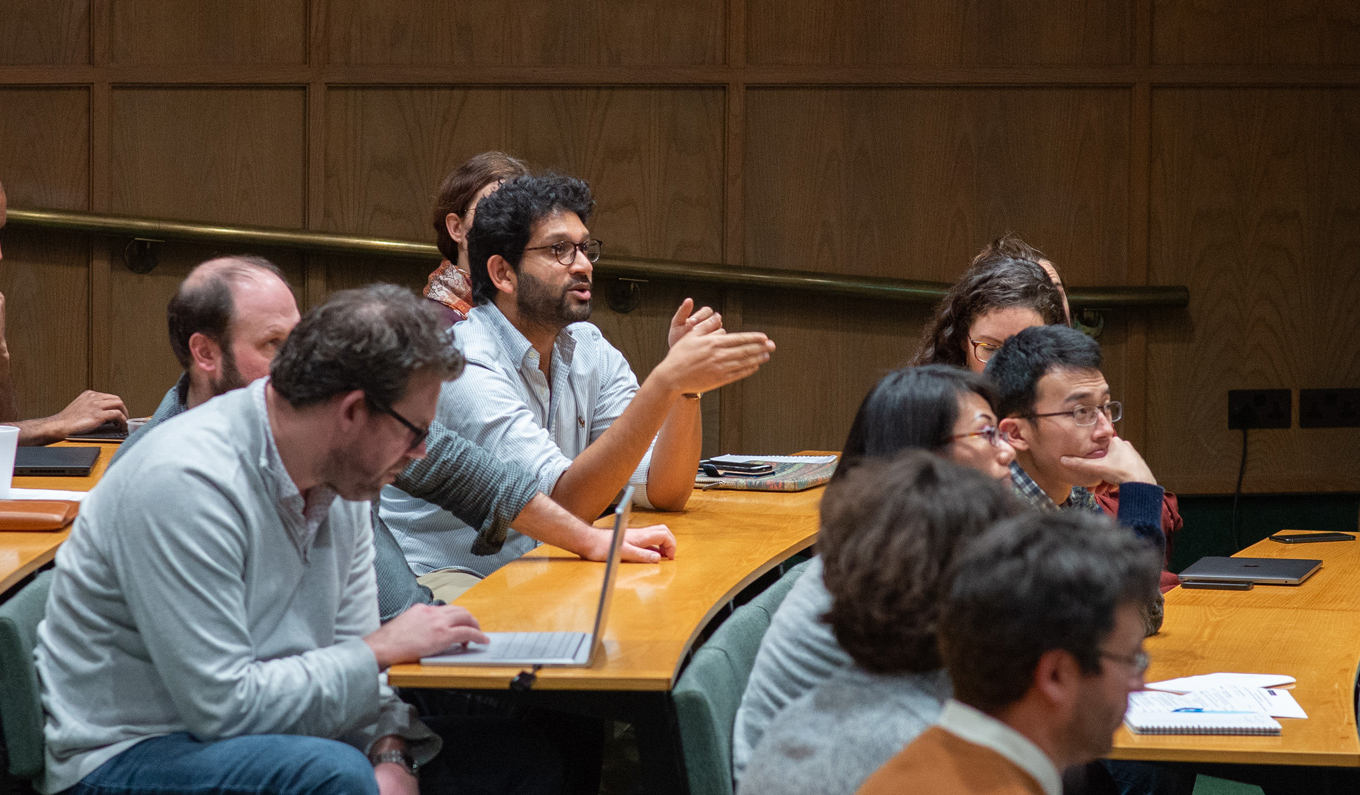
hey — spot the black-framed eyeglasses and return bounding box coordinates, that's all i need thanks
[1100,649,1150,676]
[523,238,602,266]
[968,339,1001,363]
[367,398,430,453]
[950,425,1010,448]
[1026,401,1122,427]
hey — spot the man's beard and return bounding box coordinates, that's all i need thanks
[516,269,591,329]
[208,345,247,398]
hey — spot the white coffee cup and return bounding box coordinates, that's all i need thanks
[0,425,18,499]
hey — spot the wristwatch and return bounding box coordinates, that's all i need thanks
[371,748,419,778]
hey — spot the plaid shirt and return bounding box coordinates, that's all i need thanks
[1009,461,1100,513]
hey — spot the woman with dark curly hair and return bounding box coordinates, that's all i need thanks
[910,252,1065,372]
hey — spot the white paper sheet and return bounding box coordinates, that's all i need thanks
[7,487,88,502]
[1129,686,1306,719]
[1145,672,1295,693]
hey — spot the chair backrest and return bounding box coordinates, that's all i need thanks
[674,559,810,795]
[0,569,54,780]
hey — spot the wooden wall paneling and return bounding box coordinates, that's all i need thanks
[109,0,306,65]
[1152,0,1360,65]
[746,0,1130,65]
[744,88,1131,286]
[0,0,89,65]
[0,89,91,211]
[324,0,724,66]
[1148,88,1360,493]
[323,87,725,263]
[313,253,434,297]
[737,293,932,453]
[110,88,307,225]
[105,245,306,417]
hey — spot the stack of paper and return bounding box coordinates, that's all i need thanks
[1124,673,1306,736]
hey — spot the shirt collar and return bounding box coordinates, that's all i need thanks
[254,379,336,561]
[936,699,1063,795]
[1009,461,1097,513]
[474,302,578,373]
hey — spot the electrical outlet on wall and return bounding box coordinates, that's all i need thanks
[1228,389,1291,430]
[1299,389,1360,428]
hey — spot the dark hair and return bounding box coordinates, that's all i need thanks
[910,256,1065,368]
[985,324,1103,419]
[166,255,287,370]
[466,173,595,306]
[939,511,1161,713]
[431,151,530,262]
[819,451,1021,674]
[270,283,464,408]
[973,232,1047,269]
[835,365,998,482]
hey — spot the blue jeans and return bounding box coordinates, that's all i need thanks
[69,732,378,795]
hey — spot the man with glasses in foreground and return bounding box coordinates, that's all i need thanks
[382,173,776,583]
[37,286,566,794]
[858,510,1161,795]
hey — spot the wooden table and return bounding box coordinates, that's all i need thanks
[0,441,117,596]
[388,482,825,793]
[1109,533,1360,772]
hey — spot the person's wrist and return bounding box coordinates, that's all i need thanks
[371,749,418,778]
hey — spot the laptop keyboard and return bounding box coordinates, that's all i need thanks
[494,631,583,660]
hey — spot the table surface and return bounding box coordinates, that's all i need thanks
[388,483,824,692]
[1109,532,1360,767]
[0,441,117,595]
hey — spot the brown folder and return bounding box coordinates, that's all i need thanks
[0,500,80,531]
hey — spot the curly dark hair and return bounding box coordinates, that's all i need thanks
[818,450,1022,674]
[940,510,1161,714]
[466,173,595,306]
[271,283,464,408]
[910,255,1065,368]
[431,151,530,263]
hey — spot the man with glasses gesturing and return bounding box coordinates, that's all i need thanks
[381,173,776,584]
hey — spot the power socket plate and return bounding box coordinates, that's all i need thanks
[1228,389,1291,430]
[1299,388,1360,428]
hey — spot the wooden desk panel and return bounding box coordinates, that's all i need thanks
[388,485,824,691]
[0,441,118,595]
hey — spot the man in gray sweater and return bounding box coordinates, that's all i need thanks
[37,285,498,794]
[115,255,675,618]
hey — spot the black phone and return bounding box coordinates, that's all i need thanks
[1268,532,1355,544]
[700,460,775,477]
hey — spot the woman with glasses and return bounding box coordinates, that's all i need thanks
[731,365,1016,784]
[909,253,1065,372]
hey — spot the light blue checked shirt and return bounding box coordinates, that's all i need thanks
[380,303,654,577]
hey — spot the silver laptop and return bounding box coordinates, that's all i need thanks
[1179,556,1321,586]
[419,486,633,667]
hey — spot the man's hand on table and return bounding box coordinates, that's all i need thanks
[581,523,677,563]
[14,389,129,445]
[364,603,488,669]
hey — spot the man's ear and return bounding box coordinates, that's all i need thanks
[486,254,517,296]
[999,416,1030,452]
[334,389,369,429]
[1033,647,1082,717]
[187,332,223,374]
[445,212,467,248]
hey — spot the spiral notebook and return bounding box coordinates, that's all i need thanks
[1124,712,1281,735]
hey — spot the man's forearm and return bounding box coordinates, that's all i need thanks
[642,394,702,511]
[0,348,17,422]
[10,416,59,446]
[511,493,612,559]
[552,374,680,520]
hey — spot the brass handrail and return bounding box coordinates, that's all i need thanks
[7,207,1189,309]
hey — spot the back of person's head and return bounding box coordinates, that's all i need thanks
[911,256,1065,368]
[819,450,1021,674]
[939,511,1161,714]
[270,283,464,408]
[985,324,1102,419]
[431,151,531,262]
[167,255,287,370]
[836,365,998,478]
[466,173,595,306]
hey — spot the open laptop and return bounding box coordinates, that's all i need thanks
[420,486,633,667]
[1179,556,1321,586]
[14,446,102,477]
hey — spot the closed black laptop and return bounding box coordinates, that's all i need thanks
[14,446,102,477]
[1179,556,1321,586]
